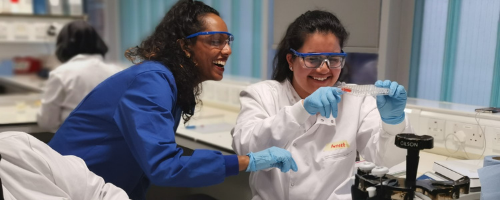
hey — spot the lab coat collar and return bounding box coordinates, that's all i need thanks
[284,79,302,104]
[68,54,104,63]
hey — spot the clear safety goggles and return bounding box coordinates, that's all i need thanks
[186,31,234,50]
[290,48,347,69]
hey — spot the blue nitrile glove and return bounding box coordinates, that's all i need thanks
[246,146,298,173]
[303,87,343,118]
[375,80,407,125]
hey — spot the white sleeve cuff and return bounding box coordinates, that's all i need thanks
[289,100,310,124]
[381,119,407,136]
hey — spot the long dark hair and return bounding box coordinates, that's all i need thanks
[125,0,219,123]
[272,10,349,83]
[55,20,108,63]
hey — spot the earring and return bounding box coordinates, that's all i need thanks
[289,66,293,71]
[186,53,191,58]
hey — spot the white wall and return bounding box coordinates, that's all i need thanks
[377,0,415,88]
[102,0,121,63]
[273,0,381,53]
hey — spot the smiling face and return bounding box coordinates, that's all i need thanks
[286,32,342,99]
[189,13,232,82]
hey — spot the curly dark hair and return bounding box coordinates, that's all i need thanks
[125,0,219,123]
[272,10,349,83]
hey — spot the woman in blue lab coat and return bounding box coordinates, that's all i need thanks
[48,1,297,200]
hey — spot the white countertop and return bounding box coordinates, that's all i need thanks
[387,151,452,177]
[0,74,46,92]
[176,106,238,152]
[0,74,45,125]
[0,82,481,199]
[181,106,479,200]
[0,93,41,125]
[407,97,500,121]
[177,105,464,178]
[0,76,483,199]
[0,76,486,178]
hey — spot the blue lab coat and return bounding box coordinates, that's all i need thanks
[48,61,239,200]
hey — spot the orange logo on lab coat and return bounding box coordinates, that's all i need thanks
[323,140,350,151]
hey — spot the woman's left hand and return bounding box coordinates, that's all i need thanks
[375,80,407,125]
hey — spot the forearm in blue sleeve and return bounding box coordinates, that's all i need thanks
[223,155,239,177]
[152,151,238,187]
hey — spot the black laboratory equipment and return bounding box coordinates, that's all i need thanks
[351,134,471,200]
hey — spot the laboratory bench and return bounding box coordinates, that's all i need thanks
[0,74,45,93]
[0,74,484,199]
[176,103,482,200]
[0,75,237,154]
[0,75,49,138]
[0,74,252,200]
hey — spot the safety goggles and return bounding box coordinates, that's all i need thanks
[290,48,347,69]
[186,31,234,50]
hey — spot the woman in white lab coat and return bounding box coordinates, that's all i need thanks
[231,10,413,200]
[37,20,121,132]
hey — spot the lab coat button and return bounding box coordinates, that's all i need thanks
[293,143,297,147]
[331,120,334,123]
[291,183,294,187]
[321,119,324,122]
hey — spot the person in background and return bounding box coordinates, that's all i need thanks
[48,1,297,200]
[231,10,413,200]
[37,20,122,132]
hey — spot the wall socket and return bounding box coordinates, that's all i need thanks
[450,122,485,149]
[427,118,445,141]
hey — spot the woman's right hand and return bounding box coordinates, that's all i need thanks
[244,147,298,173]
[303,87,343,118]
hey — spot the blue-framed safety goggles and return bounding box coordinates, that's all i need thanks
[186,31,234,50]
[290,48,347,69]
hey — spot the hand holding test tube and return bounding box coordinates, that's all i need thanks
[337,80,407,124]
[303,80,406,121]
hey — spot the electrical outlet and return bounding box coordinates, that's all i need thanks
[427,119,445,141]
[451,123,485,148]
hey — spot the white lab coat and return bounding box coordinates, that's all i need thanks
[0,131,130,200]
[231,80,413,200]
[37,54,122,132]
